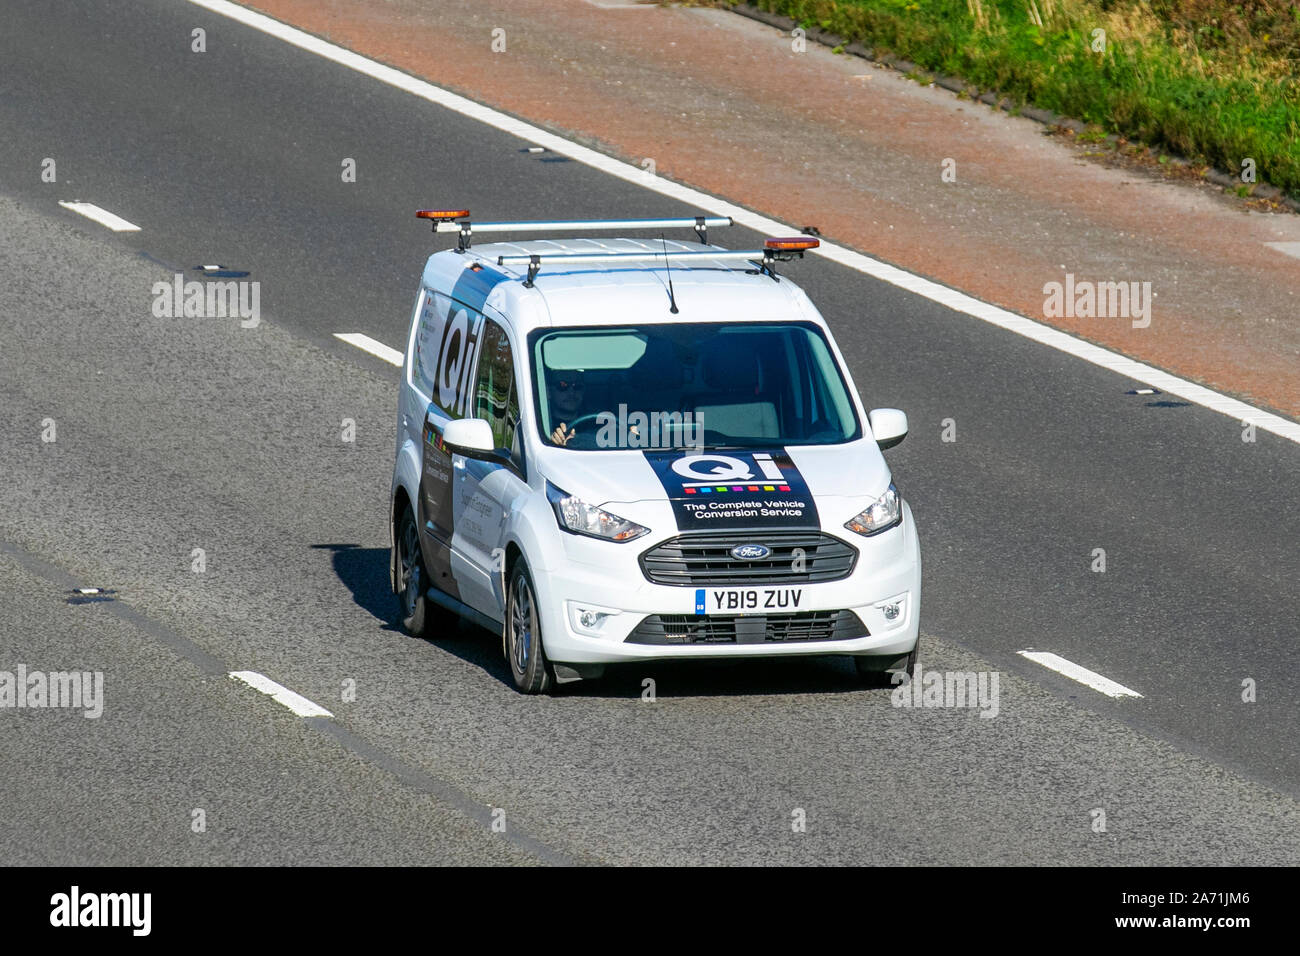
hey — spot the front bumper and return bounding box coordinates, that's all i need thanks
[534,502,921,664]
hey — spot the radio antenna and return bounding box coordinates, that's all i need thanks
[660,234,679,314]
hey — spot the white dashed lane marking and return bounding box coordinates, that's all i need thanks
[1017,651,1144,699]
[229,671,335,718]
[58,201,141,232]
[334,332,402,366]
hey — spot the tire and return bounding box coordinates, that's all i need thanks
[395,504,431,639]
[854,637,919,687]
[505,561,555,694]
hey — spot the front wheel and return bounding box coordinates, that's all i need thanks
[396,505,431,639]
[506,561,555,694]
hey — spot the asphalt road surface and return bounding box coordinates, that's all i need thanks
[0,0,1297,865]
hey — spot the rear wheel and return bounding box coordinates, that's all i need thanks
[396,505,430,639]
[506,561,554,694]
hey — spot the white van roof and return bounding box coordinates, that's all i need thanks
[420,236,823,335]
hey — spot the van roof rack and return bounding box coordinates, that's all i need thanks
[415,210,734,250]
[495,237,820,287]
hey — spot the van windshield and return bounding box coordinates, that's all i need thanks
[529,322,861,450]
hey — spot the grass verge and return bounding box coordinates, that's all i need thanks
[730,0,1300,199]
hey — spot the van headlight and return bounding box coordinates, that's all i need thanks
[844,483,902,536]
[547,482,649,542]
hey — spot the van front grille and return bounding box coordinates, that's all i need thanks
[639,531,856,586]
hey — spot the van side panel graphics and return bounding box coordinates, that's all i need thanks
[419,414,461,600]
[642,450,820,530]
[418,265,509,416]
[415,264,511,603]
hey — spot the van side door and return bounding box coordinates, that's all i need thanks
[451,315,528,621]
[416,289,486,605]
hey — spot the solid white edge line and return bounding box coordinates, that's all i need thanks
[229,670,335,717]
[187,0,1300,446]
[1016,651,1143,699]
[58,201,141,232]
[334,332,403,366]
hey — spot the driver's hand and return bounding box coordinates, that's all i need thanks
[550,423,575,446]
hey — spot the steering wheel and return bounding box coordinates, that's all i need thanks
[557,412,605,434]
[549,411,607,448]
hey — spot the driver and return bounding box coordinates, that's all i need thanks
[547,369,586,446]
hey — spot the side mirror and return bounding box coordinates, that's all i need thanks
[441,417,496,457]
[868,408,908,450]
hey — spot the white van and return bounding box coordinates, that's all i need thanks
[390,213,920,693]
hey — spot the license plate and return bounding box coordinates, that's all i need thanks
[695,588,803,615]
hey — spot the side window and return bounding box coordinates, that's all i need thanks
[414,289,485,418]
[411,290,438,398]
[474,319,520,459]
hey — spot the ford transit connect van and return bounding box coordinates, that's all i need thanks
[390,213,919,693]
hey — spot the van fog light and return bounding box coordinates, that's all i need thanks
[874,595,907,629]
[568,602,622,636]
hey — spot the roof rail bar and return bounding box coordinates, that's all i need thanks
[496,237,819,287]
[415,211,733,249]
